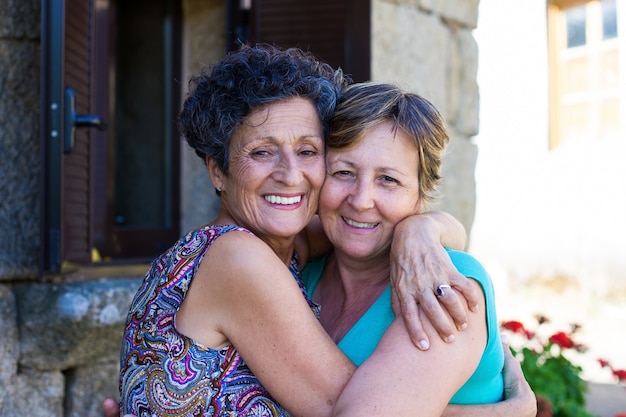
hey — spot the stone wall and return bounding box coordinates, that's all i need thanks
[180,0,227,233]
[0,0,41,280]
[372,0,480,235]
[0,278,141,416]
[0,0,481,415]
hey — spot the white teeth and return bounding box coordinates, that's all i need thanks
[264,195,302,205]
[344,218,377,229]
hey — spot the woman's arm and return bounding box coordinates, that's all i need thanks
[179,230,355,417]
[103,340,535,417]
[390,211,481,349]
[331,281,487,417]
[442,340,537,417]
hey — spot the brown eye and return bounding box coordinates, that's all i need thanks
[381,175,399,184]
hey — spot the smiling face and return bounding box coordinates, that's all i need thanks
[319,121,423,261]
[210,97,326,243]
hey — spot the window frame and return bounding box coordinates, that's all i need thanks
[41,0,182,278]
[548,0,623,148]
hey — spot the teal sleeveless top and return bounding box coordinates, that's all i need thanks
[301,248,504,404]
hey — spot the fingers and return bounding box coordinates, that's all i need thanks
[448,270,480,312]
[102,398,120,417]
[420,288,457,343]
[398,293,431,350]
[391,289,401,317]
[501,337,524,386]
[501,338,537,417]
[435,285,469,331]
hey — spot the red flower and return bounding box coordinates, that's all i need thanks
[536,395,553,417]
[612,369,626,382]
[598,358,611,368]
[549,331,575,349]
[613,413,626,417]
[501,320,527,335]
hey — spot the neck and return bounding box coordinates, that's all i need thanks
[315,251,390,343]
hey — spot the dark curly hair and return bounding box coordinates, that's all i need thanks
[179,44,350,175]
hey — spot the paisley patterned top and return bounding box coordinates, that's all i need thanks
[119,224,319,417]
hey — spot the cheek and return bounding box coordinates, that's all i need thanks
[319,180,344,214]
[309,159,326,189]
[228,158,268,191]
[384,194,421,223]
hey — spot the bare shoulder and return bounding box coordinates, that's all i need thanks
[203,228,283,273]
[176,228,296,348]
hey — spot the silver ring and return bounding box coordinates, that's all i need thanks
[436,284,451,298]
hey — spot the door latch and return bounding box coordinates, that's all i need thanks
[63,87,106,153]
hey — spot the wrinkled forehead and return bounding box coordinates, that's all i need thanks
[232,98,325,147]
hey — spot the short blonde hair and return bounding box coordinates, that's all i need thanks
[327,82,449,203]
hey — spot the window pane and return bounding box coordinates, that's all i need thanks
[600,97,620,140]
[562,101,589,141]
[600,48,619,89]
[602,0,618,40]
[566,5,587,48]
[115,0,169,228]
[563,57,590,94]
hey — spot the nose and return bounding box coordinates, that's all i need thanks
[273,152,304,186]
[348,178,375,210]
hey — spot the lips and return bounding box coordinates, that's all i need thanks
[264,195,303,205]
[343,217,378,229]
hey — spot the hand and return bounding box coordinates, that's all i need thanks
[102,398,136,417]
[501,336,537,417]
[102,398,119,417]
[390,213,479,350]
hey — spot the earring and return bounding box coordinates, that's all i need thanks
[217,187,222,192]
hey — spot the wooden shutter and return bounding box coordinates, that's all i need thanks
[232,0,371,82]
[42,0,100,274]
[63,0,96,266]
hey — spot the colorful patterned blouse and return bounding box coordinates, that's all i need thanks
[119,224,318,416]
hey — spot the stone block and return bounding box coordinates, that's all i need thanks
[0,40,41,281]
[0,371,64,417]
[16,278,142,371]
[449,29,479,136]
[65,361,120,417]
[377,0,479,29]
[431,0,480,29]
[0,285,18,377]
[431,132,478,235]
[181,0,226,233]
[0,0,40,38]
[372,1,451,117]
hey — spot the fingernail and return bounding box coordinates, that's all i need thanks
[445,334,455,343]
[419,339,429,350]
[459,322,468,330]
[471,304,479,312]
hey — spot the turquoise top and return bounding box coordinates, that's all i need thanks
[301,248,504,405]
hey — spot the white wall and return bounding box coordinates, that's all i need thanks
[471,0,626,381]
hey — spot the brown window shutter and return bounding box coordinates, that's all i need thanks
[62,0,95,266]
[233,0,371,82]
[41,0,97,274]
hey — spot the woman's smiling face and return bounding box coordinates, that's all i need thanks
[216,97,326,241]
[319,121,423,261]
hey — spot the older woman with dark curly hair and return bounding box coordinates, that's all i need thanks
[116,44,518,417]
